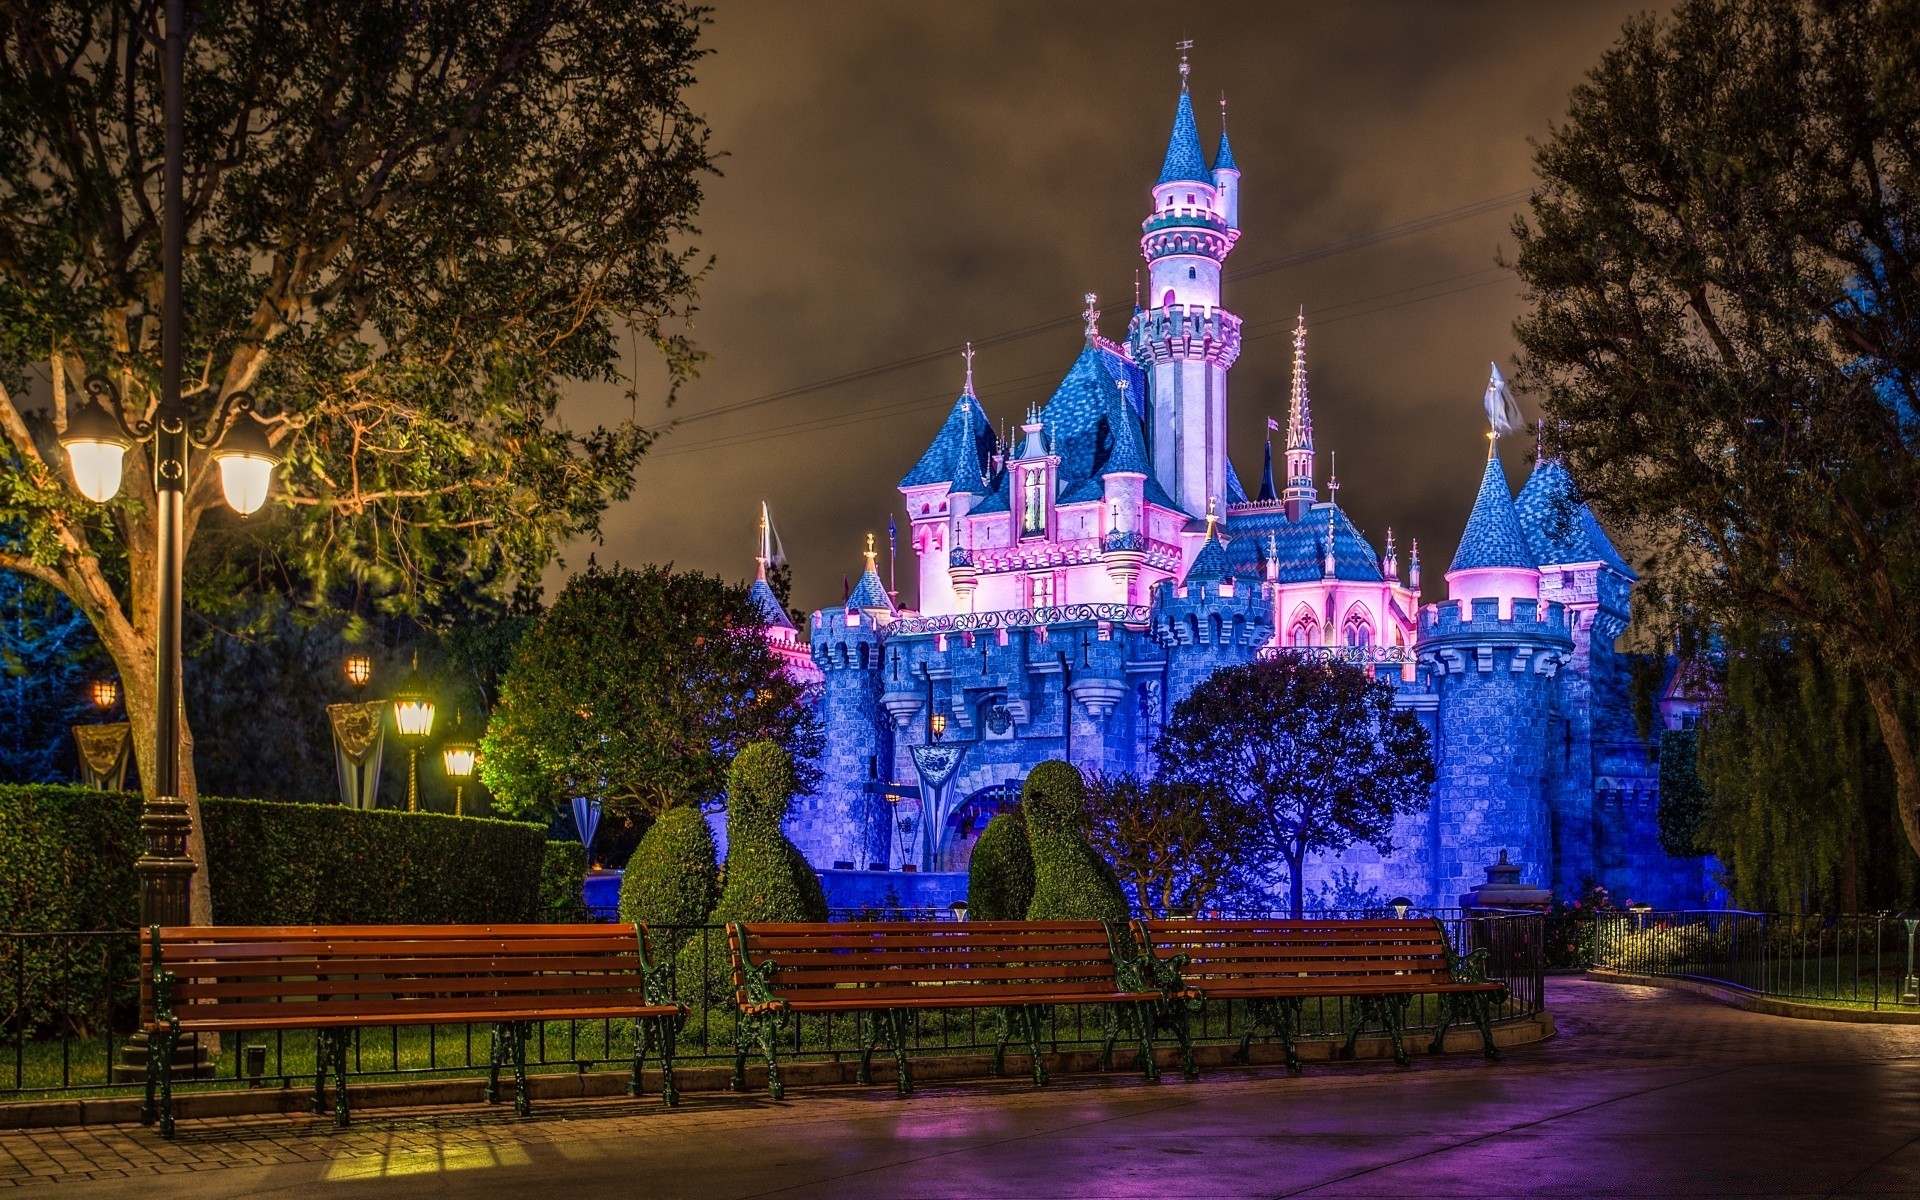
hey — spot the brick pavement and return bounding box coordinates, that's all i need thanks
[3,978,1920,1197]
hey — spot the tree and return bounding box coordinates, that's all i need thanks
[479,563,820,823]
[1083,771,1253,918]
[0,0,713,919]
[0,574,103,783]
[1021,760,1129,922]
[1510,0,1920,859]
[1158,659,1433,918]
[1697,625,1918,911]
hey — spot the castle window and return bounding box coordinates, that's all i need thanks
[1343,610,1375,648]
[1021,467,1046,536]
[1185,193,1194,204]
[1188,267,1196,280]
[1289,619,1319,647]
[1029,573,1055,607]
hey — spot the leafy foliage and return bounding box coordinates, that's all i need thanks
[676,741,825,1006]
[1657,729,1709,857]
[539,841,590,918]
[965,807,1034,921]
[480,564,821,822]
[1021,760,1129,922]
[1510,0,1920,853]
[1157,658,1433,918]
[0,575,103,783]
[618,804,719,959]
[1697,629,1919,912]
[1083,771,1253,918]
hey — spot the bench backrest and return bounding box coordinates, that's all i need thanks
[1133,918,1460,991]
[729,920,1132,1009]
[142,923,666,1025]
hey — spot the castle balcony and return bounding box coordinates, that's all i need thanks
[1257,645,1419,666]
[966,534,1182,577]
[1141,206,1230,237]
[889,602,1154,639]
[1127,305,1242,368]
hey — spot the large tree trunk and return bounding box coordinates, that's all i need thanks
[1863,674,1920,874]
[1286,849,1305,919]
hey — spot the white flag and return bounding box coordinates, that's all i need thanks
[1483,362,1522,439]
[760,501,789,568]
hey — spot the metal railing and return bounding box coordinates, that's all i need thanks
[1593,910,1920,1010]
[3,909,1544,1099]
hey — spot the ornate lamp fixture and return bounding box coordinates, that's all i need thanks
[440,712,478,817]
[58,377,282,515]
[929,712,947,741]
[91,678,120,711]
[344,652,373,689]
[390,652,436,811]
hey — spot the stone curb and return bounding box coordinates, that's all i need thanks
[1587,968,1920,1024]
[0,1012,1553,1131]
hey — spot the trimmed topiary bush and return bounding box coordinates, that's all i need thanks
[1021,761,1129,922]
[966,806,1034,920]
[676,741,826,1006]
[619,805,720,958]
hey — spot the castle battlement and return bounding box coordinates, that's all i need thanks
[1418,596,1573,639]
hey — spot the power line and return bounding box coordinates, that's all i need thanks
[658,188,1533,433]
[649,265,1518,462]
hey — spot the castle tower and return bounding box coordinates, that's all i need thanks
[800,539,895,870]
[1417,439,1568,903]
[1128,51,1241,519]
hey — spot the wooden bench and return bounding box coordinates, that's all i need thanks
[140,923,684,1137]
[724,920,1192,1098]
[1129,917,1507,1072]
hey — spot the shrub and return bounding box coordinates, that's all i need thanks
[966,807,1034,920]
[1021,761,1129,922]
[676,742,825,1006]
[540,841,590,918]
[1658,729,1708,856]
[619,805,719,958]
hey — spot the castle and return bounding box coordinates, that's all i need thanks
[756,58,1720,912]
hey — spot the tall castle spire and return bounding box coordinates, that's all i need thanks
[1282,308,1316,519]
[1129,43,1242,520]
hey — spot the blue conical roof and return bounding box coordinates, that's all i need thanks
[1257,438,1277,502]
[847,566,893,612]
[1185,526,1231,585]
[1158,88,1210,186]
[1514,457,1635,578]
[1450,452,1537,573]
[1214,127,1237,173]
[747,577,793,630]
[900,391,996,495]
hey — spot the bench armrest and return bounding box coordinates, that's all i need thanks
[729,923,787,1014]
[1446,945,1492,985]
[1106,921,1199,1004]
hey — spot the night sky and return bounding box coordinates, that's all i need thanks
[559,0,1663,611]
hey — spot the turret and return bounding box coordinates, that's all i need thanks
[1128,51,1241,519]
[1212,96,1240,231]
[803,538,896,871]
[1445,442,1540,612]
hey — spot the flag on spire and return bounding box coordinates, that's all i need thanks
[1484,362,1522,439]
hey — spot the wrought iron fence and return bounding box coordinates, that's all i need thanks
[1593,910,1920,1010]
[3,909,1543,1099]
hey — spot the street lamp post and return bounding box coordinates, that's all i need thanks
[390,654,436,812]
[53,0,283,927]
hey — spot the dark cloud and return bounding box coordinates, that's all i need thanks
[557,0,1660,609]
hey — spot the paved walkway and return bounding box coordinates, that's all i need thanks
[6,978,1920,1197]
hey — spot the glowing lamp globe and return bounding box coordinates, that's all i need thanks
[393,693,435,740]
[344,653,373,689]
[91,678,119,710]
[441,740,478,780]
[58,406,132,503]
[210,415,281,516]
[930,712,947,740]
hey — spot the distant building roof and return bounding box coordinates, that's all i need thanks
[1450,452,1537,573]
[900,390,997,495]
[1184,526,1231,584]
[846,565,894,613]
[747,577,793,630]
[1225,501,1385,584]
[1039,340,1179,509]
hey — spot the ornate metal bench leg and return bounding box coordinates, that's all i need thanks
[1278,998,1304,1075]
[156,1025,177,1139]
[487,1024,503,1104]
[760,1014,785,1101]
[314,1027,332,1114]
[512,1021,532,1116]
[332,1029,352,1128]
[1097,1004,1119,1072]
[856,1010,876,1086]
[1169,1000,1197,1080]
[630,1017,649,1097]
[1340,998,1372,1061]
[1025,1005,1050,1086]
[730,1031,748,1093]
[1429,995,1458,1056]
[659,1016,681,1107]
[141,1034,158,1126]
[991,1008,1014,1077]
[1473,993,1500,1061]
[1385,997,1412,1067]
[1133,1002,1161,1082]
[888,1009,914,1097]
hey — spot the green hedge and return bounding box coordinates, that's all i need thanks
[0,785,557,929]
[540,841,590,918]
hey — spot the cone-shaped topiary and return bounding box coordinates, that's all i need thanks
[677,741,827,1007]
[1022,760,1130,922]
[966,806,1035,920]
[618,805,719,960]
